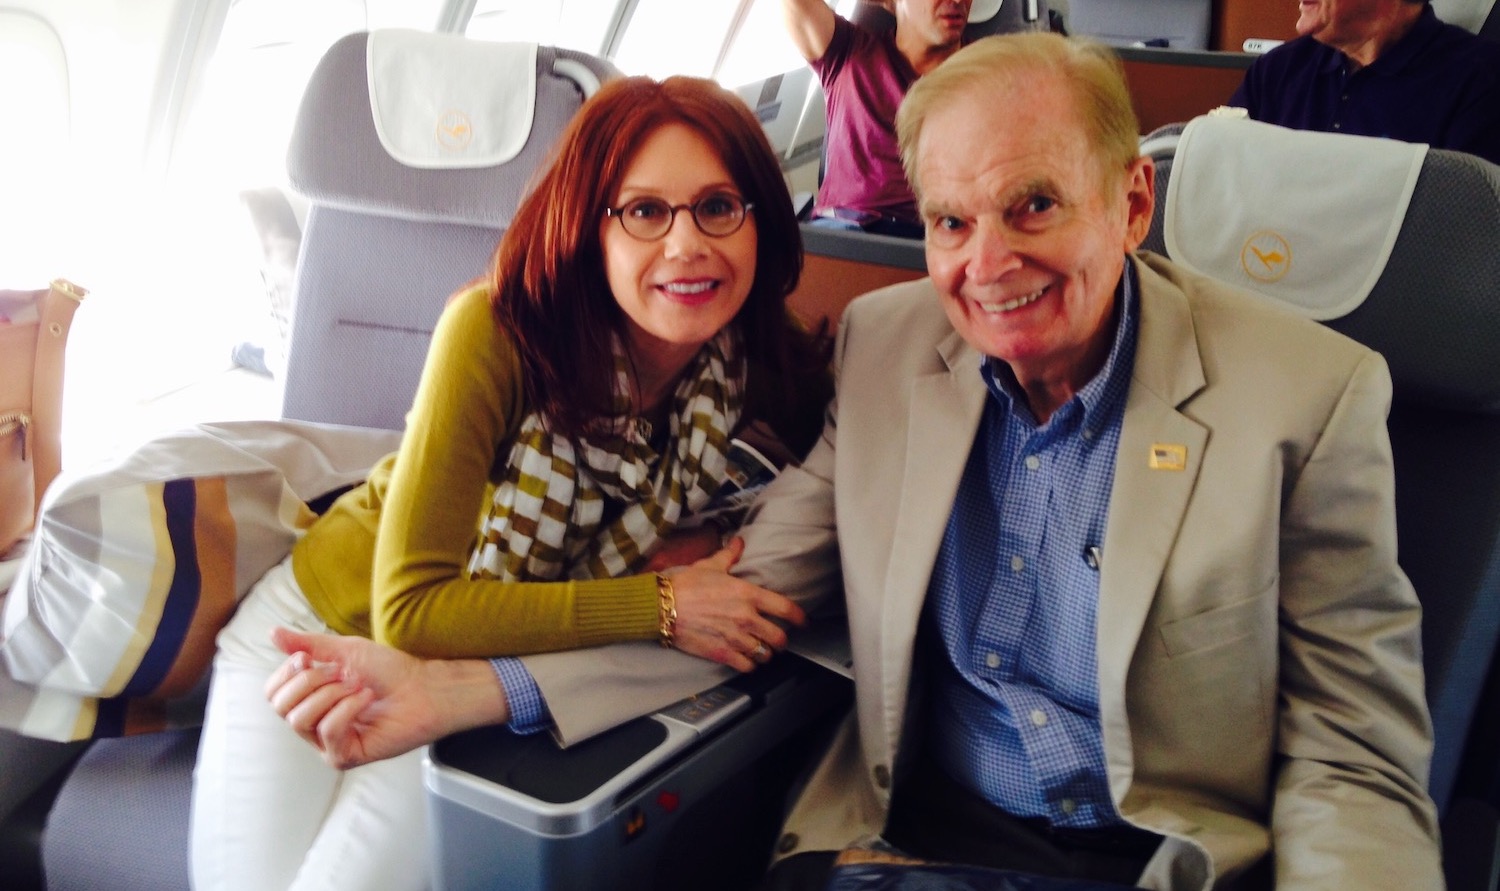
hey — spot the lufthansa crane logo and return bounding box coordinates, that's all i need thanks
[435,110,473,151]
[1240,231,1292,283]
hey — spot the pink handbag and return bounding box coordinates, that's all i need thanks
[0,278,86,555]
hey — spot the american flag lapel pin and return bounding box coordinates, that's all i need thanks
[1148,443,1187,471]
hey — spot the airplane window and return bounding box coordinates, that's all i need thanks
[172,2,360,189]
[464,0,562,45]
[0,12,70,284]
[158,0,381,381]
[172,0,447,187]
[464,0,618,54]
[58,0,448,464]
[610,0,740,78]
[717,0,819,89]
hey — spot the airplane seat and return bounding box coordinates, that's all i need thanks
[1139,114,1500,891]
[1065,0,1213,49]
[848,0,896,34]
[963,0,1053,39]
[1138,120,1187,257]
[279,30,617,429]
[1432,0,1500,37]
[27,30,620,891]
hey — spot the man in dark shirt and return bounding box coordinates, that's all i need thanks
[1230,0,1500,165]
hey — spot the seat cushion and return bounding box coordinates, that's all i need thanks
[43,729,200,891]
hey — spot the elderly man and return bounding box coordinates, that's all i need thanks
[1230,0,1500,165]
[271,32,1442,890]
[781,0,976,236]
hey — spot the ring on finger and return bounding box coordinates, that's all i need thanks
[751,640,770,661]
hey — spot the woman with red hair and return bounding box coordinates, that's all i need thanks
[191,74,830,891]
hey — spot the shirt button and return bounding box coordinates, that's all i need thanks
[985,652,1001,669]
[873,764,891,789]
[1060,798,1077,815]
[1030,708,1048,727]
[1010,555,1025,572]
[1025,455,1041,470]
[1082,429,1095,440]
[1333,122,1342,130]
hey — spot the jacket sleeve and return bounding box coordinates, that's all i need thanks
[1269,350,1442,888]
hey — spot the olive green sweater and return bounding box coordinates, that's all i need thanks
[291,286,828,659]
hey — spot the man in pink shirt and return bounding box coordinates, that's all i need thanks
[781,0,973,237]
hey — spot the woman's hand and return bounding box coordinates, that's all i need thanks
[666,537,807,672]
[264,627,509,769]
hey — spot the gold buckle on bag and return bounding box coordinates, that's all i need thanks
[0,412,30,460]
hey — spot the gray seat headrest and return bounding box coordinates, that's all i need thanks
[287,30,619,228]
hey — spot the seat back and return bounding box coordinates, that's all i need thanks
[848,2,895,35]
[1066,0,1213,49]
[280,29,618,430]
[1432,0,1500,36]
[1140,116,1500,822]
[964,0,1053,38]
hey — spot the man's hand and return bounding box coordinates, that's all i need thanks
[667,538,807,672]
[643,525,724,573]
[265,628,509,769]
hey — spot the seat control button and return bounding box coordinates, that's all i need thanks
[777,833,800,854]
[873,764,891,789]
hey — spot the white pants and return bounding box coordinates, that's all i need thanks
[189,557,430,891]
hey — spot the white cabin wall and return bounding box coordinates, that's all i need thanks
[2,0,193,284]
[9,0,185,171]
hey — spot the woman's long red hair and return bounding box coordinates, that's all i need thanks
[488,75,815,440]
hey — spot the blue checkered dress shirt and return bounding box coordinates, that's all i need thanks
[490,655,548,734]
[925,268,1138,829]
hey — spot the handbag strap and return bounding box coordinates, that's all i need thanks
[28,278,86,513]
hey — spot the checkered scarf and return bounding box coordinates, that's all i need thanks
[468,329,744,582]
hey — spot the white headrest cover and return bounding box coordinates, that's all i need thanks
[971,0,1004,22]
[367,30,538,169]
[1164,115,1427,320]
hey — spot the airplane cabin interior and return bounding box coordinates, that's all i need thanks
[2,1,1500,889]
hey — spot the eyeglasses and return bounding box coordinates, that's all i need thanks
[604,193,754,241]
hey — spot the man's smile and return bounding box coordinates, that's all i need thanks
[976,285,1048,314]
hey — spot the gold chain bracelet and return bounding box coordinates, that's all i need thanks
[656,574,677,648]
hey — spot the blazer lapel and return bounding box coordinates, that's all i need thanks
[879,327,988,752]
[1097,257,1209,715]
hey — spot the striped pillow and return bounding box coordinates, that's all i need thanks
[0,420,401,741]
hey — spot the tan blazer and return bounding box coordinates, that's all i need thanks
[522,253,1442,890]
